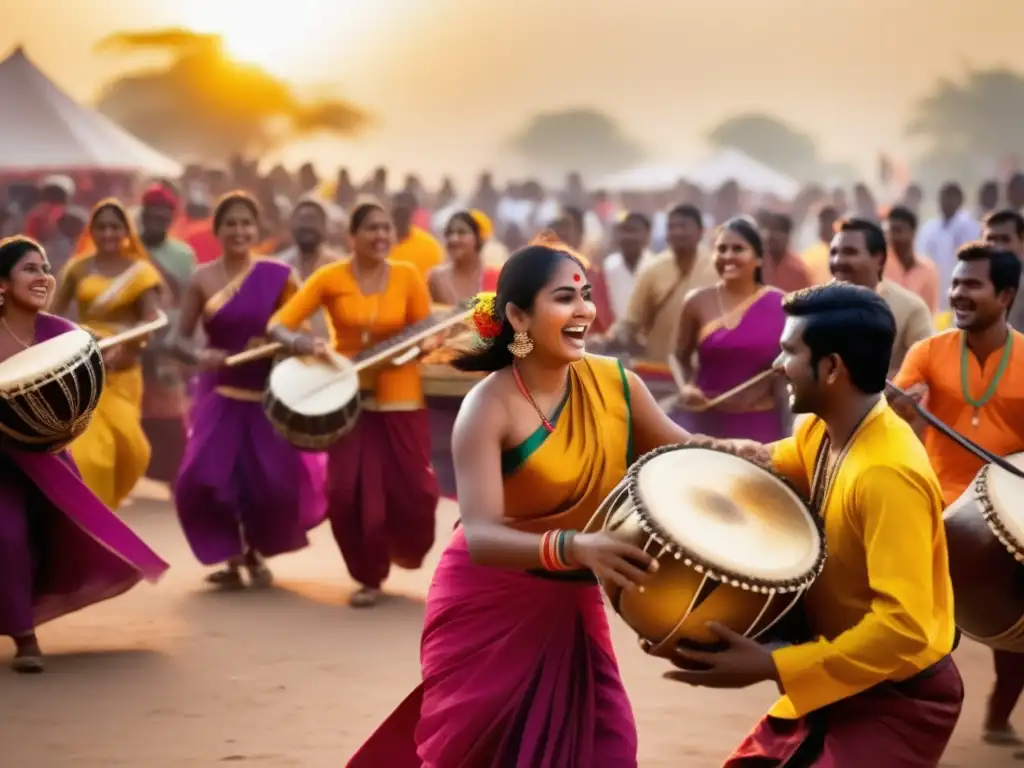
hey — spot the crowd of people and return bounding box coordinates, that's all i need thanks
[1,161,1024,765]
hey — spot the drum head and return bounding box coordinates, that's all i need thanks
[632,446,822,585]
[268,354,360,417]
[0,330,94,390]
[979,452,1024,551]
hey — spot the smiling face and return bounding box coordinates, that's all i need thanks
[351,207,394,263]
[90,206,129,256]
[508,257,596,364]
[949,258,1009,331]
[713,228,760,285]
[829,230,881,287]
[0,248,54,312]
[291,203,326,251]
[774,316,822,415]
[215,201,259,257]
[445,216,480,265]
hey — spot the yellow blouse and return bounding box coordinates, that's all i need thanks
[269,260,431,409]
[502,355,633,533]
[767,399,955,718]
[62,256,164,337]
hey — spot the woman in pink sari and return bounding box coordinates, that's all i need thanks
[0,236,168,672]
[349,237,713,767]
[674,217,790,441]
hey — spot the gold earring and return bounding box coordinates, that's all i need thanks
[507,330,534,358]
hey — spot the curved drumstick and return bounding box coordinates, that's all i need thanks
[96,311,168,351]
[225,341,283,367]
[885,380,1024,480]
[658,357,777,414]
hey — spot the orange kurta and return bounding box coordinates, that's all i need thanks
[269,260,431,409]
[894,328,1024,505]
[390,226,444,280]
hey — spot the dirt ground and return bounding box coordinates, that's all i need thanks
[0,482,1016,767]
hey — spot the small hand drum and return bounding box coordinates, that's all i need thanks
[263,353,361,451]
[587,444,826,659]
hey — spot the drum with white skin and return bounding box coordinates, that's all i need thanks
[263,353,361,452]
[0,329,105,453]
[587,444,826,659]
[944,452,1024,651]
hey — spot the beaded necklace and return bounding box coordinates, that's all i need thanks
[960,330,1013,428]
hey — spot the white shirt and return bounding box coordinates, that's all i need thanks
[915,208,980,310]
[603,250,655,321]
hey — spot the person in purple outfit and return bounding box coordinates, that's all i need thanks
[0,235,169,673]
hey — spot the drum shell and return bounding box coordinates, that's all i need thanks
[262,387,361,452]
[589,481,804,659]
[0,342,105,453]
[944,467,1024,651]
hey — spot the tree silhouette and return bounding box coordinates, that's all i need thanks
[94,29,369,162]
[907,68,1024,186]
[507,108,645,177]
[707,113,822,180]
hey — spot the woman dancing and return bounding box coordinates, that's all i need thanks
[51,199,166,509]
[674,216,790,441]
[426,210,500,305]
[268,200,439,608]
[0,236,168,672]
[172,192,325,589]
[349,236,714,767]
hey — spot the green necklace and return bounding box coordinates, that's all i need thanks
[960,330,1014,428]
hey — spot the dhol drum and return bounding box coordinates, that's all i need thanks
[586,444,826,658]
[944,452,1024,651]
[263,353,361,451]
[0,329,105,453]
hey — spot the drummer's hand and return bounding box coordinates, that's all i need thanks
[662,622,779,689]
[569,532,659,592]
[101,346,125,370]
[678,384,709,410]
[196,348,228,370]
[726,439,772,469]
[887,382,927,420]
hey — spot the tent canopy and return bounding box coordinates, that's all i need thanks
[599,149,800,199]
[0,46,181,177]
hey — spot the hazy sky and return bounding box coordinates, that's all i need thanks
[4,0,1024,184]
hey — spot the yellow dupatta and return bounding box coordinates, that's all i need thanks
[501,355,632,533]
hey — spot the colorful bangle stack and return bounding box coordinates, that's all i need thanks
[540,529,576,571]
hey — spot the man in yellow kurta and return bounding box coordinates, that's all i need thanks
[389,191,444,280]
[667,283,963,765]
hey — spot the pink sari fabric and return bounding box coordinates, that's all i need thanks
[347,529,637,767]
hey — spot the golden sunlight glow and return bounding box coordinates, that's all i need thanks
[178,0,341,77]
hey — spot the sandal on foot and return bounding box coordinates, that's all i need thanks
[984,728,1022,746]
[247,565,273,589]
[11,654,44,674]
[350,587,381,608]
[205,568,245,589]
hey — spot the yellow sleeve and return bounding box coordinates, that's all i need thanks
[893,337,930,389]
[623,267,653,330]
[771,464,943,715]
[405,266,432,324]
[135,261,166,294]
[269,266,326,331]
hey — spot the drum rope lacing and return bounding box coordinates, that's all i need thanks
[623,444,827,596]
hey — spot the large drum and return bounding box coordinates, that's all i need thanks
[587,444,826,658]
[263,353,361,451]
[0,329,105,453]
[944,453,1024,651]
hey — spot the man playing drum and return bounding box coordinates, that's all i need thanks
[668,282,963,766]
[892,242,1024,751]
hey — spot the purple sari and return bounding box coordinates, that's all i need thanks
[0,313,168,637]
[679,288,786,441]
[174,260,325,567]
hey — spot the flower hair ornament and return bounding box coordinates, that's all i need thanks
[470,291,503,340]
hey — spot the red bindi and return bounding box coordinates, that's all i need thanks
[573,273,581,282]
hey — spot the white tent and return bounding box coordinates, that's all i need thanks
[681,149,800,199]
[0,46,182,176]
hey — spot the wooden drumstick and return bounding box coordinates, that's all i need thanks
[658,367,777,413]
[96,311,169,351]
[225,341,283,367]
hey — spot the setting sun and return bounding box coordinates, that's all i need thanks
[178,0,336,77]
